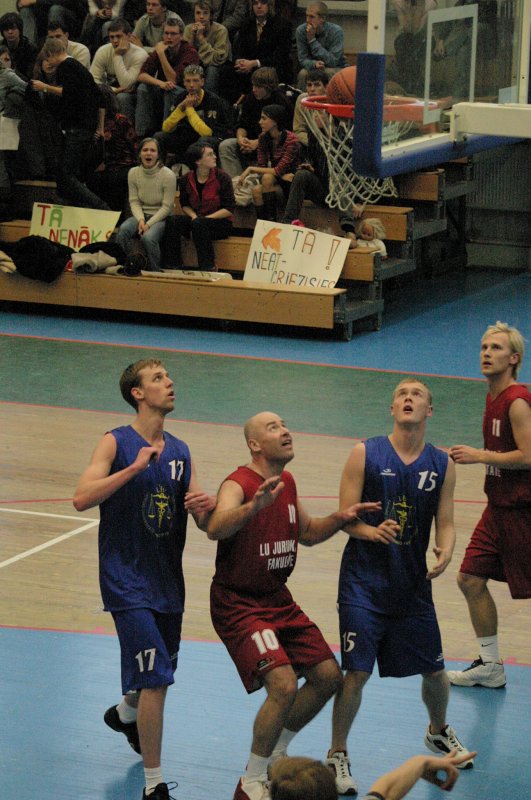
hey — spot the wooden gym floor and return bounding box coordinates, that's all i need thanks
[0,267,529,799]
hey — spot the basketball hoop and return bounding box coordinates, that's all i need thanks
[301,95,439,210]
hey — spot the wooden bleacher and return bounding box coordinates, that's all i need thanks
[0,161,476,339]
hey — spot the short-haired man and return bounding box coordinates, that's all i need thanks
[295,1,347,90]
[156,63,231,161]
[208,411,380,800]
[0,11,37,78]
[218,66,292,178]
[90,17,149,120]
[131,0,182,51]
[31,36,110,210]
[136,16,199,137]
[447,322,531,689]
[47,20,91,68]
[327,378,473,795]
[74,358,216,800]
[183,0,230,94]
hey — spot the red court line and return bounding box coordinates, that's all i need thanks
[0,332,486,382]
[0,497,72,505]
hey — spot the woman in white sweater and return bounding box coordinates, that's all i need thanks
[116,137,176,271]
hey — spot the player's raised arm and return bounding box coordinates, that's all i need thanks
[73,433,158,511]
[207,475,284,540]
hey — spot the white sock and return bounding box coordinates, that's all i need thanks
[144,767,163,795]
[117,698,137,724]
[478,636,501,663]
[244,753,269,782]
[270,728,297,761]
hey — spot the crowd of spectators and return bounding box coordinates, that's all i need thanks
[0,1,361,265]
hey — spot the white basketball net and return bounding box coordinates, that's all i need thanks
[301,102,414,210]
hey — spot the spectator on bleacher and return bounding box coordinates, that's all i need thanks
[292,65,326,152]
[210,0,247,42]
[295,1,347,90]
[0,12,38,79]
[238,102,299,221]
[183,1,230,94]
[121,0,188,29]
[86,83,138,213]
[16,50,62,180]
[281,69,362,242]
[90,17,148,121]
[80,0,125,57]
[162,141,234,270]
[135,15,199,137]
[225,0,292,102]
[0,45,12,68]
[156,63,231,165]
[131,0,180,51]
[30,35,110,208]
[218,65,292,178]
[46,19,91,66]
[16,0,88,48]
[0,53,27,219]
[116,136,176,270]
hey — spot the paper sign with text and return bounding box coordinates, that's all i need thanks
[243,221,349,289]
[30,203,121,251]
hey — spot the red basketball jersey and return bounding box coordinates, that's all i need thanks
[483,383,531,507]
[212,466,299,596]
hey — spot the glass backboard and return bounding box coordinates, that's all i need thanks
[347,0,530,177]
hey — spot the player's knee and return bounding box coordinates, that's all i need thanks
[267,667,299,705]
[310,658,343,698]
[457,571,486,597]
[343,669,370,692]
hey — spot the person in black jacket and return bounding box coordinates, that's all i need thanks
[0,12,38,78]
[222,0,292,102]
[31,36,110,208]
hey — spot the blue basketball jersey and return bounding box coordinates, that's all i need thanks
[99,425,191,613]
[338,436,449,615]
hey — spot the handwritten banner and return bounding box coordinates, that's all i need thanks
[243,221,349,289]
[30,203,121,251]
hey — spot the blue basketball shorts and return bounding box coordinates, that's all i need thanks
[338,603,445,677]
[112,608,183,694]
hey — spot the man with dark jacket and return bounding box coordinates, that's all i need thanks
[31,36,110,209]
[0,12,37,78]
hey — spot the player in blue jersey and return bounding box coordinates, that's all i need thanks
[73,358,216,800]
[325,378,475,796]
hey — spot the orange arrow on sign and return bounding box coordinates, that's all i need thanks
[261,227,282,251]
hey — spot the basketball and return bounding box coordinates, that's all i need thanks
[326,66,357,106]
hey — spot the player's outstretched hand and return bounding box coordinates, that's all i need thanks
[449,444,482,464]
[422,749,477,790]
[184,491,217,514]
[252,475,285,510]
[340,501,382,525]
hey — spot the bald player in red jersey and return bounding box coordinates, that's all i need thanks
[448,321,531,689]
[207,411,380,800]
